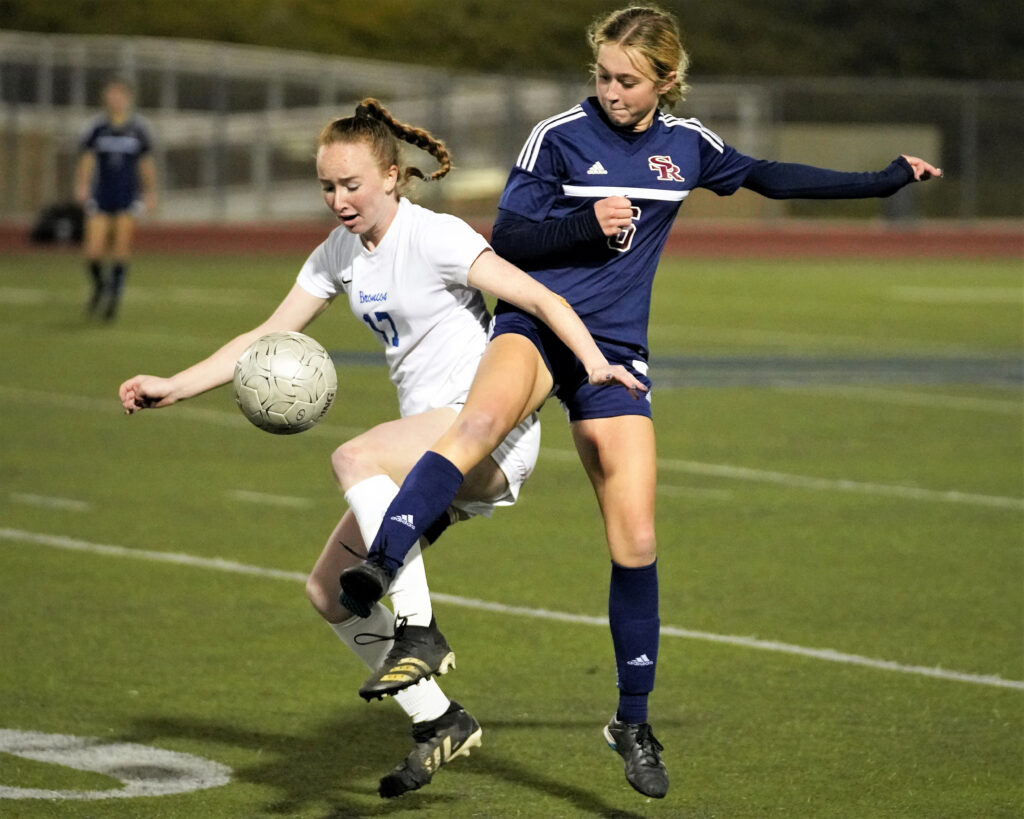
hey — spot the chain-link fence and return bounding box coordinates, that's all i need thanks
[2,32,1020,224]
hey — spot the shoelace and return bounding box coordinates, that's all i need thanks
[634,724,664,763]
[336,538,367,561]
[353,614,409,646]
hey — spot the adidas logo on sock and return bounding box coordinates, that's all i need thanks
[587,160,608,175]
[390,513,416,529]
[626,653,654,667]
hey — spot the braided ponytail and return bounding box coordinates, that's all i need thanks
[317,99,452,197]
[354,98,452,184]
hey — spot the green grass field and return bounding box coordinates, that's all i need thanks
[1,247,1021,818]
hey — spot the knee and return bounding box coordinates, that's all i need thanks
[451,408,509,452]
[305,572,337,621]
[612,527,657,567]
[633,530,658,565]
[330,439,369,489]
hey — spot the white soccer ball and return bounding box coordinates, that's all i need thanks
[233,331,337,434]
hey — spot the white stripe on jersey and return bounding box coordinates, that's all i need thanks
[660,113,726,153]
[563,184,691,202]
[517,105,587,172]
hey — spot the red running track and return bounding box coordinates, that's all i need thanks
[2,220,1021,258]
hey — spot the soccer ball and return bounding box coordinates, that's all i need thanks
[233,331,337,434]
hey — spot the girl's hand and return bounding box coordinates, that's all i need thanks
[119,375,176,414]
[593,196,635,237]
[901,155,942,181]
[587,364,648,399]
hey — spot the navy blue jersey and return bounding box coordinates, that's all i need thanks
[79,114,152,213]
[497,97,755,356]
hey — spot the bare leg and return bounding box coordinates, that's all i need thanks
[432,334,552,473]
[572,414,667,797]
[571,415,657,567]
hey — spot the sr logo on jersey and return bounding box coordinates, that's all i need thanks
[648,155,684,182]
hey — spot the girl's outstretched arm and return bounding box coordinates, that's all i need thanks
[119,283,329,413]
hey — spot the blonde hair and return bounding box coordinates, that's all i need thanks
[317,98,452,195]
[588,5,690,108]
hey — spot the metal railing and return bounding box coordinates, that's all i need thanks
[2,31,1020,223]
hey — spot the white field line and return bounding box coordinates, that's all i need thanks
[776,385,1023,414]
[2,527,1021,692]
[0,529,307,583]
[540,447,1024,511]
[2,384,1020,510]
[228,490,315,509]
[9,493,92,512]
[660,459,1024,510]
[428,591,1024,692]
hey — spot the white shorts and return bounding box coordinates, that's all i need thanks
[450,411,541,519]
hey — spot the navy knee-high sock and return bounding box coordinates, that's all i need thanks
[367,451,464,573]
[109,260,128,296]
[609,559,660,724]
[86,260,104,312]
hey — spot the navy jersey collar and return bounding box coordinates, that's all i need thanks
[583,97,662,153]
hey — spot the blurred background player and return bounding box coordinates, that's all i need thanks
[118,99,640,798]
[339,3,942,801]
[75,76,158,321]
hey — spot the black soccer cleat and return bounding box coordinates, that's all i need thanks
[603,715,669,799]
[357,616,456,701]
[339,554,395,618]
[378,701,482,798]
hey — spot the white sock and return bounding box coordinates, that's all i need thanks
[393,679,451,724]
[344,474,435,626]
[329,601,394,670]
[343,474,400,550]
[388,542,434,627]
[328,604,450,724]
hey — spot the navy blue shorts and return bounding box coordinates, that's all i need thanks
[491,306,652,422]
[87,193,141,216]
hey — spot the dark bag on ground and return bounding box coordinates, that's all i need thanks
[29,202,84,245]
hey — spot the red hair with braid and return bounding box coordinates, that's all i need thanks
[317,98,452,198]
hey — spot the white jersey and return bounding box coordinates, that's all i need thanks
[297,197,540,518]
[297,198,491,418]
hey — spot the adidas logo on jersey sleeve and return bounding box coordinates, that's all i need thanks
[586,161,608,175]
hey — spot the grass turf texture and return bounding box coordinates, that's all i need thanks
[0,249,1021,817]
